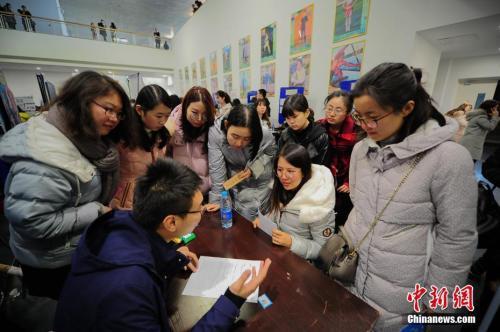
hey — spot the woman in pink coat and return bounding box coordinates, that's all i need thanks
[111,85,172,209]
[166,86,216,196]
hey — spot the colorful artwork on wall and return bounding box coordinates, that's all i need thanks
[290,4,314,55]
[200,57,207,80]
[328,40,365,93]
[239,36,251,69]
[210,51,218,76]
[333,0,370,43]
[239,69,251,99]
[260,62,276,97]
[261,22,277,63]
[289,53,311,94]
[223,45,232,73]
[210,77,219,93]
[223,74,233,95]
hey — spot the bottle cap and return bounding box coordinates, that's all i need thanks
[221,190,228,197]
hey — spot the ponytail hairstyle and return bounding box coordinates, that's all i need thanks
[351,63,445,143]
[216,90,231,104]
[264,144,312,216]
[282,94,315,123]
[222,104,263,160]
[446,103,468,117]
[126,84,172,151]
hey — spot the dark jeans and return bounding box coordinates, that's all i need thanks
[20,264,71,300]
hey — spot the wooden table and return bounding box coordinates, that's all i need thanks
[167,212,379,331]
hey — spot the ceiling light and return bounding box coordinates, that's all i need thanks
[107,71,113,74]
[36,67,41,70]
[162,74,167,77]
[74,69,79,72]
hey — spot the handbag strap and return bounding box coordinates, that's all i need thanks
[352,152,425,253]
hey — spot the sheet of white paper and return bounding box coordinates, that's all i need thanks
[258,211,276,237]
[182,256,261,303]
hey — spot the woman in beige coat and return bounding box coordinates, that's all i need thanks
[345,64,477,331]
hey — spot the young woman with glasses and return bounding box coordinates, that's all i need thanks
[166,86,216,197]
[316,91,358,228]
[343,63,477,331]
[111,85,173,209]
[0,71,134,299]
[259,144,335,260]
[208,105,276,224]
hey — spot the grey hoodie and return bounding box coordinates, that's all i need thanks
[460,109,500,160]
[345,119,477,331]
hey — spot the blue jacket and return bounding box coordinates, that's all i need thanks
[54,210,241,331]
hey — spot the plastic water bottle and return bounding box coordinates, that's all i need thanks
[220,191,233,229]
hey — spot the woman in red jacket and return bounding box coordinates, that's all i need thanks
[316,90,358,227]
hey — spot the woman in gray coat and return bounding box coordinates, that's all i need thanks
[260,144,335,260]
[460,100,499,161]
[208,105,276,223]
[0,71,134,299]
[344,64,477,331]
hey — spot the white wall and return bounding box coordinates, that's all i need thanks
[2,69,171,105]
[172,0,500,124]
[454,82,498,109]
[433,55,500,112]
[410,34,441,94]
[2,69,70,105]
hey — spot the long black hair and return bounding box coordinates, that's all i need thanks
[125,84,172,151]
[351,63,445,143]
[264,144,312,216]
[222,104,263,160]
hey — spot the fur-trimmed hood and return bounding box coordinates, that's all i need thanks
[282,164,335,223]
[0,114,96,182]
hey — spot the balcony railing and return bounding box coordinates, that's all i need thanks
[0,11,172,50]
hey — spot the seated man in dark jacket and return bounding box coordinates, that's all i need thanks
[55,159,271,331]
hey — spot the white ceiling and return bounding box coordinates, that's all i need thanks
[418,14,500,59]
[59,0,195,38]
